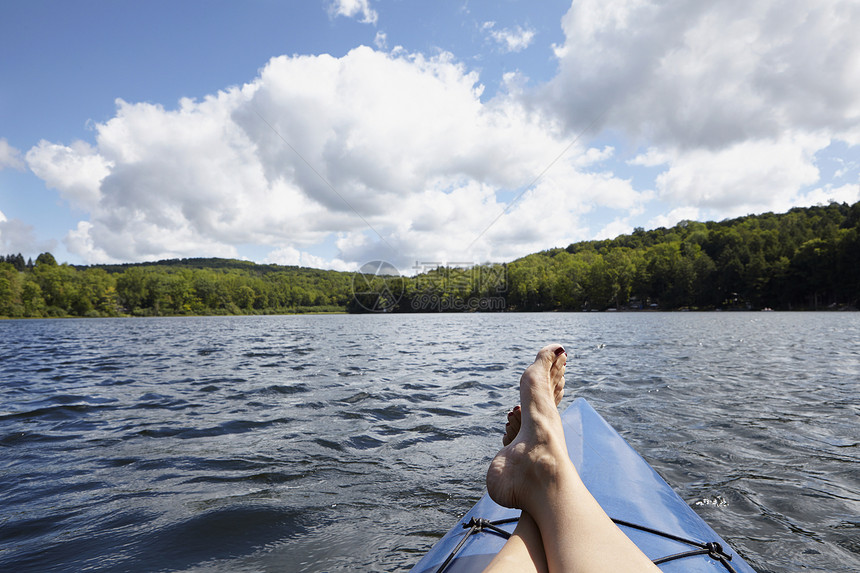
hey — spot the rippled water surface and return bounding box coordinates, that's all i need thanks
[1,313,858,572]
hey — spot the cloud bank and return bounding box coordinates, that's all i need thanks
[544,0,860,218]
[28,46,632,267]
[22,0,860,269]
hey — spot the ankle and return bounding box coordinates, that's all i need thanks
[524,433,571,481]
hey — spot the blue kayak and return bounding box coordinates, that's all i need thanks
[410,398,757,573]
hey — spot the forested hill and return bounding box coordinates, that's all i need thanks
[0,254,355,318]
[504,200,860,312]
[74,257,303,274]
[1,200,858,318]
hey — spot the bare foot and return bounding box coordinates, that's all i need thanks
[484,346,660,573]
[503,350,566,445]
[487,344,570,510]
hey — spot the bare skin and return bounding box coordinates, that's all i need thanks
[492,348,566,573]
[503,357,565,446]
[483,344,660,573]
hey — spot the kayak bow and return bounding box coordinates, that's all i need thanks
[410,398,757,573]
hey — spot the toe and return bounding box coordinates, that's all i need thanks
[549,346,567,374]
[548,346,567,406]
[554,379,565,405]
[503,406,522,445]
[521,345,568,413]
[536,344,565,365]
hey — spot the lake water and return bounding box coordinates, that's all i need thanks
[1,313,858,572]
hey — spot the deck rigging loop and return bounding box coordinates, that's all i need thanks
[433,514,739,573]
[433,517,516,573]
[613,518,738,573]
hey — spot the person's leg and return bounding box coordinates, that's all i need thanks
[486,344,659,573]
[481,511,547,573]
[488,352,567,572]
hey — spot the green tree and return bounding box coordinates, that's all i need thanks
[116,267,147,313]
[0,276,14,316]
[235,285,255,310]
[22,280,46,316]
[36,252,58,267]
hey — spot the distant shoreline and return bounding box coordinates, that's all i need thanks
[3,305,856,321]
[3,201,859,318]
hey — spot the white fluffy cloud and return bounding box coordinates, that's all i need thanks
[796,183,860,209]
[482,22,536,53]
[23,1,860,269]
[0,138,55,255]
[374,31,387,50]
[0,209,55,255]
[26,140,111,210]
[648,206,702,230]
[27,46,638,268]
[548,0,860,147]
[545,0,860,221]
[0,139,25,171]
[328,0,377,25]
[264,245,355,272]
[655,133,827,218]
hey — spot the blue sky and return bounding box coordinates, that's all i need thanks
[1,0,859,272]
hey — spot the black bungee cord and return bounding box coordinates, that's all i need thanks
[432,514,738,573]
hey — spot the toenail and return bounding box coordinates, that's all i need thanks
[554,346,566,356]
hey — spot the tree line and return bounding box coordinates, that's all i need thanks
[1,201,858,318]
[0,255,353,318]
[501,200,860,311]
[353,200,860,313]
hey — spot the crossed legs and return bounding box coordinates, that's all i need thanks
[483,344,660,573]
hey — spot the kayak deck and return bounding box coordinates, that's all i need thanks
[410,398,756,573]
